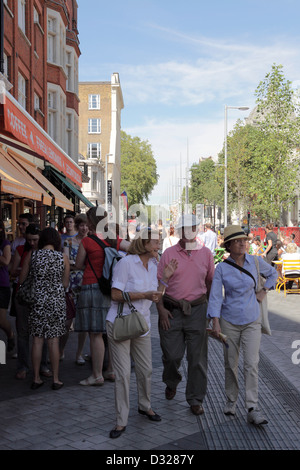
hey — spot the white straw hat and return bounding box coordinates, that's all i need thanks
[176,214,200,230]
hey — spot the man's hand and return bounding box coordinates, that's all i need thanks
[158,306,173,330]
[162,258,178,281]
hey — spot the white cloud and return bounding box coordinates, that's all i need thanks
[125,118,226,205]
[118,50,299,109]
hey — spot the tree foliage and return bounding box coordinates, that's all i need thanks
[189,158,223,210]
[218,64,300,224]
[251,64,300,222]
[120,131,159,206]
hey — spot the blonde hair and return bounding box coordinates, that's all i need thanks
[286,242,298,254]
[128,228,159,256]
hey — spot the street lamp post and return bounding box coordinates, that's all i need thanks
[105,153,113,213]
[224,105,249,228]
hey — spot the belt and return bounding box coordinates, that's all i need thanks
[163,293,207,316]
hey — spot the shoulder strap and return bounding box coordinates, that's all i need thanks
[88,234,107,250]
[86,254,99,282]
[87,235,106,281]
[223,259,256,290]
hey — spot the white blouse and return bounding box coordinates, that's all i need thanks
[106,254,158,331]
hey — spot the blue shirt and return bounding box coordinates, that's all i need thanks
[207,254,278,325]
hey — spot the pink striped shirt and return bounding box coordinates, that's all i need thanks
[157,242,215,302]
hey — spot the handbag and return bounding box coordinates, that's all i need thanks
[223,257,272,335]
[112,291,149,342]
[16,253,36,307]
[254,256,272,336]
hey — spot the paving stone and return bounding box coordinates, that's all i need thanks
[0,292,300,450]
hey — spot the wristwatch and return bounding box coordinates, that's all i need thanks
[262,287,269,292]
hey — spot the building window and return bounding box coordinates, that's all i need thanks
[87,143,101,159]
[89,94,100,110]
[3,53,9,80]
[47,17,56,63]
[88,118,101,134]
[34,7,39,24]
[92,172,98,191]
[48,91,56,140]
[34,93,40,110]
[48,91,56,109]
[18,73,26,109]
[18,0,26,34]
[66,52,72,91]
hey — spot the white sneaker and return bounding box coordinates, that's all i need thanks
[76,355,85,365]
[247,409,268,425]
[79,375,104,386]
[224,401,236,416]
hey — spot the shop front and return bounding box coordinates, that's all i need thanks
[0,90,92,239]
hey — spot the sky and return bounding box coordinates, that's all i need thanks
[77,0,300,205]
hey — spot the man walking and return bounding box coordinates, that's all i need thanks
[202,223,218,254]
[157,214,215,415]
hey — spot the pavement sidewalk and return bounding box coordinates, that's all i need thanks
[0,290,299,452]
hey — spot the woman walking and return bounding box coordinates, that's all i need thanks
[106,227,178,438]
[74,207,130,386]
[207,225,277,425]
[19,228,70,390]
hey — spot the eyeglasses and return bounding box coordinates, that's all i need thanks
[233,239,247,244]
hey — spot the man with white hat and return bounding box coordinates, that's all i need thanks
[157,214,215,415]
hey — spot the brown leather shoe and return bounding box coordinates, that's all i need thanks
[165,386,176,400]
[190,404,204,415]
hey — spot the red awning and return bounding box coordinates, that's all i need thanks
[1,91,82,187]
[0,145,51,204]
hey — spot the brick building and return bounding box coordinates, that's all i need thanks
[0,0,92,238]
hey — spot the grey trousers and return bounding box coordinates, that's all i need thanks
[220,316,262,410]
[159,302,208,406]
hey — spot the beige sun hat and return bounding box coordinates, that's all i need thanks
[220,225,249,248]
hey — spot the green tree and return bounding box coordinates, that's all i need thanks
[218,64,300,224]
[120,131,159,206]
[217,121,263,222]
[189,158,223,210]
[251,64,300,222]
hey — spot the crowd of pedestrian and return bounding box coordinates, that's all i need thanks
[1,211,283,438]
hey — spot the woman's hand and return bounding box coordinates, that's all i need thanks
[144,291,163,303]
[256,289,267,303]
[162,258,178,281]
[211,317,221,337]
